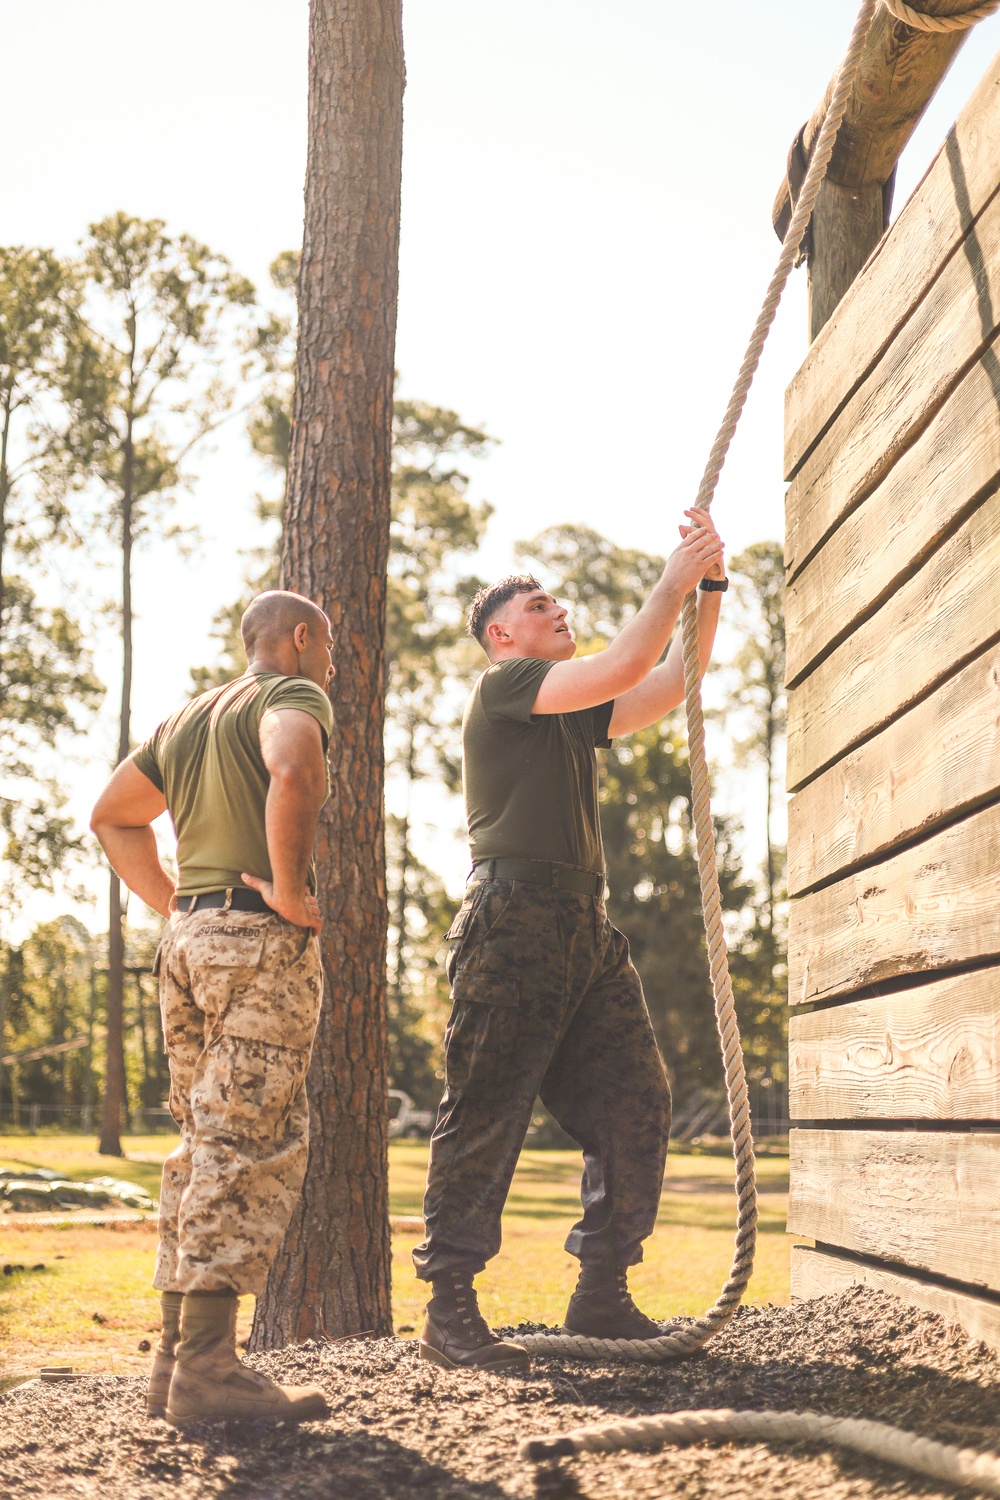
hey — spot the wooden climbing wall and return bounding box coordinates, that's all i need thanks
[784,51,1000,1350]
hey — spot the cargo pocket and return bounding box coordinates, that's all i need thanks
[195,1034,309,1139]
[443,895,479,986]
[447,969,521,1076]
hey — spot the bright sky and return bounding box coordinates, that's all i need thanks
[6,0,1000,934]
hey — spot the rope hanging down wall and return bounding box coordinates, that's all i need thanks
[521,0,1000,1492]
[516,0,882,1370]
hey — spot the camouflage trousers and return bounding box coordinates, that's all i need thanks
[413,879,671,1281]
[152,906,323,1295]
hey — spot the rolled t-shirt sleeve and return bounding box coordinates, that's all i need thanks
[131,734,164,793]
[479,658,555,722]
[264,678,335,750]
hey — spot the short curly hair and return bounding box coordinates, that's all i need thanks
[466,574,544,650]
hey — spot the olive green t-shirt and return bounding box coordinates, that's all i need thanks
[463,657,614,875]
[131,672,334,897]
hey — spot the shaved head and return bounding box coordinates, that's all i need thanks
[241,590,327,659]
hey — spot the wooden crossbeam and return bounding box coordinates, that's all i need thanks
[772,0,978,338]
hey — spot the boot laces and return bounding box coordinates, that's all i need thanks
[615,1268,642,1315]
[446,1273,494,1343]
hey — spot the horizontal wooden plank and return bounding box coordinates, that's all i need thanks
[787,643,1000,896]
[788,1128,1000,1292]
[786,348,1000,686]
[785,56,1000,480]
[787,490,1000,791]
[789,970,1000,1120]
[785,169,1000,582]
[791,1246,1000,1353]
[788,800,1000,1006]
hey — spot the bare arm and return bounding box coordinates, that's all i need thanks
[241,708,328,933]
[607,587,722,736]
[91,760,174,918]
[531,508,724,715]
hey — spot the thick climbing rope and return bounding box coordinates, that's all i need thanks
[517,0,882,1369]
[520,1409,1000,1496]
[519,0,1000,1492]
[882,0,1000,32]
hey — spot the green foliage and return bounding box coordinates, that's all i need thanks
[0,916,166,1123]
[58,213,256,544]
[0,569,102,908]
[0,244,75,558]
[0,247,102,902]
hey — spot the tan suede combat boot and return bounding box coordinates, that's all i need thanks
[165,1291,329,1426]
[147,1291,183,1418]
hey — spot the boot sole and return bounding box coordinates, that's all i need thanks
[165,1396,330,1427]
[418,1341,529,1373]
[146,1404,167,1420]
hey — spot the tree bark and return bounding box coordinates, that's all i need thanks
[250,0,403,1348]
[99,871,127,1154]
[99,423,134,1157]
[0,389,12,658]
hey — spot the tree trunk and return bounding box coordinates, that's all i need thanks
[99,872,127,1154]
[250,0,404,1348]
[100,429,134,1157]
[0,390,12,686]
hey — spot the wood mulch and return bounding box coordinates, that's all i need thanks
[3,1288,999,1499]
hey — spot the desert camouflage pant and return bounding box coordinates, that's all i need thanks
[152,905,322,1295]
[413,878,671,1281]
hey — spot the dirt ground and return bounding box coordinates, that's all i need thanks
[3,1287,999,1500]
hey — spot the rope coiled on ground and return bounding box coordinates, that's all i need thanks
[520,1409,1000,1496]
[521,0,1000,1491]
[881,0,1000,32]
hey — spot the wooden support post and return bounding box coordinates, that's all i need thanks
[807,179,889,341]
[773,0,977,338]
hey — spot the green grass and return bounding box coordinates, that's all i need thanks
[0,1133,800,1379]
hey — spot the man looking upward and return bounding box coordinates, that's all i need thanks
[91,591,335,1426]
[414,508,727,1371]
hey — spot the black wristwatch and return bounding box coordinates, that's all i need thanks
[699,577,729,592]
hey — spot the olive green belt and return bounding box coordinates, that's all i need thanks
[470,858,605,897]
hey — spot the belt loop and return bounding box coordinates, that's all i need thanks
[487,858,495,881]
[222,887,233,914]
[186,894,197,915]
[550,862,559,889]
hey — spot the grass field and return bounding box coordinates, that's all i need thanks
[0,1133,800,1383]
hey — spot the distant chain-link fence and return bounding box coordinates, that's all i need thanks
[0,1102,178,1134]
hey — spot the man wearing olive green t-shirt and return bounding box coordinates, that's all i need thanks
[415,508,727,1372]
[91,590,335,1427]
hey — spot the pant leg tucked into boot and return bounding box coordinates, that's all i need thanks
[563,1261,667,1340]
[420,1270,530,1372]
